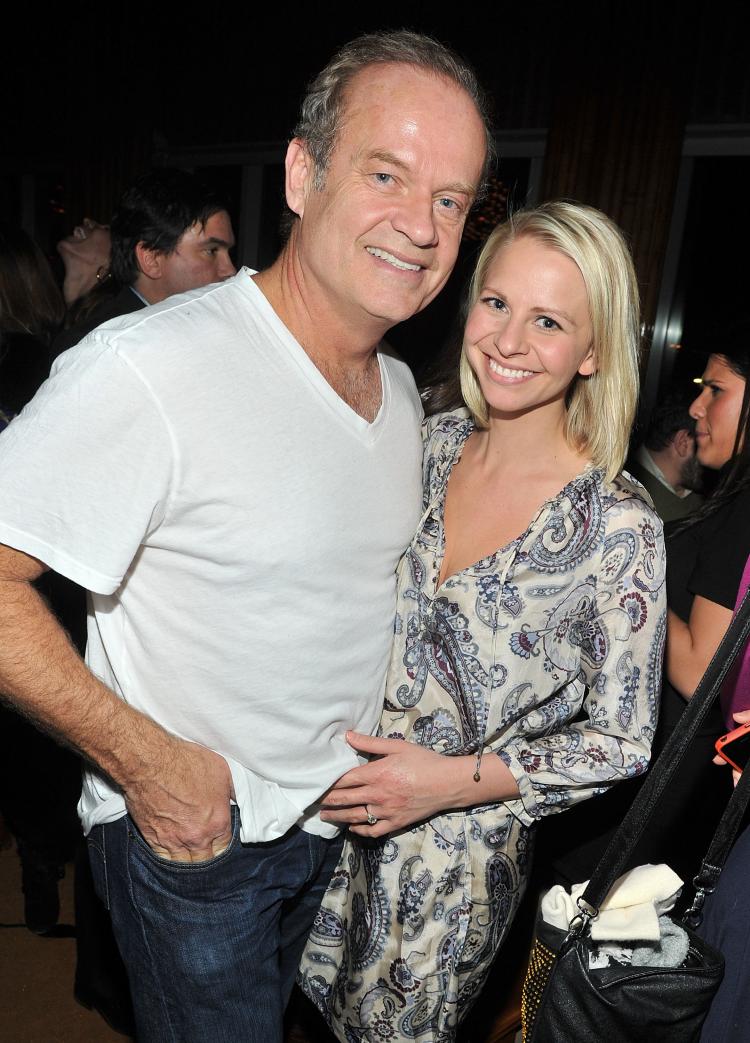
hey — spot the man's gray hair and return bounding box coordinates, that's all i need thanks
[294,30,495,194]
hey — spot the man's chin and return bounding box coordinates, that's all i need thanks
[366,299,431,329]
[680,455,705,494]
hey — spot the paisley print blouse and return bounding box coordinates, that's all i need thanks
[299,411,667,1042]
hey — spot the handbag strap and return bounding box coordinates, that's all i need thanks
[576,585,750,918]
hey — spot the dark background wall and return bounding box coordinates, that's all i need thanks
[5,4,746,194]
[3,1,749,401]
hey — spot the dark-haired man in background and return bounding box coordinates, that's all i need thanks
[628,393,704,522]
[53,167,235,355]
[0,31,489,1040]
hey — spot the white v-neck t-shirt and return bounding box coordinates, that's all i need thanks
[0,269,423,841]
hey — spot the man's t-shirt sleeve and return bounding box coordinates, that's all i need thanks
[0,337,174,595]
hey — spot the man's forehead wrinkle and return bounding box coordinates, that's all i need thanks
[355,147,411,171]
[353,146,477,200]
[333,67,426,152]
[332,75,483,198]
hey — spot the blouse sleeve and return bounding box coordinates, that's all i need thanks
[499,483,667,825]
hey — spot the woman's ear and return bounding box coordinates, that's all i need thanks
[578,344,596,377]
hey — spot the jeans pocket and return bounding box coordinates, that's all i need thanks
[87,823,111,909]
[126,804,240,872]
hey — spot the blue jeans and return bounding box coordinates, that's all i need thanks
[87,806,343,1043]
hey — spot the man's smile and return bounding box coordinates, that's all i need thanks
[365,246,423,272]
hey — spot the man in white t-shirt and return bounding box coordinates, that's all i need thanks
[0,31,490,1042]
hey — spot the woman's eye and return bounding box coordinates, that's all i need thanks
[481,296,506,311]
[536,316,561,331]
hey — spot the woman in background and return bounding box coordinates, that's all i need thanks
[0,222,64,423]
[650,335,750,887]
[666,336,750,693]
[0,223,80,936]
[56,217,112,315]
[299,201,667,1042]
[673,338,750,1043]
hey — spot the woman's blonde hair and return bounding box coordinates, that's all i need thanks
[459,200,641,481]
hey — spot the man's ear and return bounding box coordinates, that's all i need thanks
[285,138,314,218]
[673,428,693,458]
[135,242,164,282]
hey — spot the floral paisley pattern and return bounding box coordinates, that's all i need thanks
[299,411,667,1041]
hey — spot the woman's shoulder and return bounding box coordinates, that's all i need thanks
[696,486,750,553]
[600,468,663,524]
[421,407,471,440]
[555,467,660,526]
[516,467,665,590]
[715,484,750,523]
[594,472,666,580]
[421,409,473,496]
[561,468,664,554]
[421,408,473,456]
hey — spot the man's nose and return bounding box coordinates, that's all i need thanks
[218,252,236,280]
[391,192,438,249]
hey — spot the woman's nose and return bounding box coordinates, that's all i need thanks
[495,322,528,357]
[689,388,706,419]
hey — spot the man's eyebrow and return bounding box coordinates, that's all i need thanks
[367,149,409,171]
[199,235,234,248]
[366,150,477,198]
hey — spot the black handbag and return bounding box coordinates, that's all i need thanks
[522,586,750,1043]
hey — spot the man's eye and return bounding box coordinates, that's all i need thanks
[437,197,460,211]
[373,172,394,185]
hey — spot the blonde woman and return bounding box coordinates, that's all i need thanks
[299,201,667,1041]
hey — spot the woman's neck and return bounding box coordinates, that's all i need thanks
[475,406,589,483]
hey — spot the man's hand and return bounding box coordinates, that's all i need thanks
[0,544,238,863]
[123,737,234,862]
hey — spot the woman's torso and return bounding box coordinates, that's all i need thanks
[380,410,664,826]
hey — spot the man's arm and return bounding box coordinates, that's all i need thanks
[0,542,233,861]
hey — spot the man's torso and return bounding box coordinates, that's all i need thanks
[0,270,424,841]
